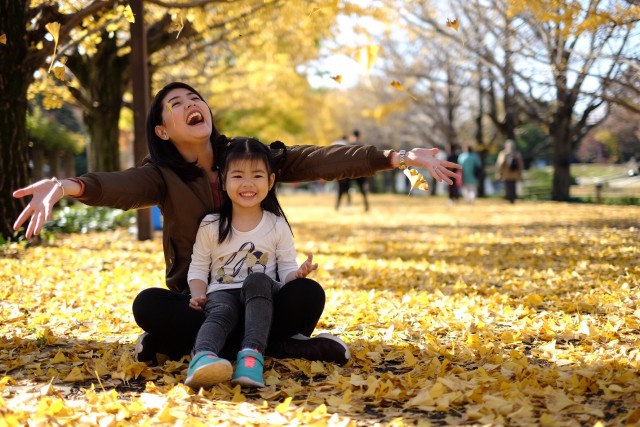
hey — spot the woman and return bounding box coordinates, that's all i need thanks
[495,139,524,203]
[12,82,461,365]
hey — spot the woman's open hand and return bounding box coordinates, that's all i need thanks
[12,179,64,238]
[406,148,462,185]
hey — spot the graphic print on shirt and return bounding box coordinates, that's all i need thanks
[214,241,270,283]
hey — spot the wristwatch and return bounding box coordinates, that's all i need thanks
[398,150,407,170]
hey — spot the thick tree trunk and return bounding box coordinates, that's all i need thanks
[85,103,122,172]
[68,33,126,172]
[0,0,32,241]
[550,119,573,201]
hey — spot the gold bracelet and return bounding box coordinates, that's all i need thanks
[51,177,65,197]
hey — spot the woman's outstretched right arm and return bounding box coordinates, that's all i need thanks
[12,178,82,238]
[13,164,165,238]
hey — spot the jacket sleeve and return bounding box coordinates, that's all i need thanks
[74,163,165,210]
[280,144,393,182]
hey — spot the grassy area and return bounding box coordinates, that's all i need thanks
[519,164,640,204]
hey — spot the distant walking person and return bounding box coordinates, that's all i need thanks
[332,136,352,210]
[495,139,524,203]
[346,130,370,212]
[457,145,482,204]
[447,144,461,204]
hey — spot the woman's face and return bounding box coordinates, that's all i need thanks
[154,88,213,148]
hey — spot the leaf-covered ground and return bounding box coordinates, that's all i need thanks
[1,194,639,426]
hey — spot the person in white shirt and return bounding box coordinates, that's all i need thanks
[185,137,320,390]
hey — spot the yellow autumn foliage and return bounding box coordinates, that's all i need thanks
[1,194,638,426]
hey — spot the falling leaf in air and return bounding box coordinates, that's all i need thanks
[360,45,379,73]
[0,34,7,44]
[330,75,342,84]
[170,15,184,39]
[403,168,429,194]
[124,4,135,23]
[53,66,65,81]
[166,103,177,128]
[390,80,405,91]
[308,7,321,16]
[45,22,61,73]
[446,18,459,31]
[390,80,417,100]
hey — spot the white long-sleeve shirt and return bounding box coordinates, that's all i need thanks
[187,211,298,293]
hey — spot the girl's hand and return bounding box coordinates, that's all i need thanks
[406,148,462,185]
[13,179,65,238]
[189,294,207,311]
[296,253,318,278]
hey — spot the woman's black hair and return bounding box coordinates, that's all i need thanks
[216,137,291,243]
[146,81,226,181]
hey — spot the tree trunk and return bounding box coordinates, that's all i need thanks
[0,0,33,241]
[68,33,126,172]
[550,118,573,201]
[85,103,122,172]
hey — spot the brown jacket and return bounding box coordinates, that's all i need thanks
[495,150,524,181]
[76,143,393,292]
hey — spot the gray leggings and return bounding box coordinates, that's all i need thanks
[194,272,280,356]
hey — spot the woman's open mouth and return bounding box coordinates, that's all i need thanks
[186,111,204,125]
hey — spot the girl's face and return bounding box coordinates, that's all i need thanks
[224,158,275,211]
[154,88,213,147]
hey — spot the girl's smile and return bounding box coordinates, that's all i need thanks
[225,159,275,211]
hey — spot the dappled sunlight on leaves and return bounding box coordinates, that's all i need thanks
[1,195,638,425]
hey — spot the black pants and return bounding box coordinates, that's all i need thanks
[132,278,325,361]
[505,180,518,203]
[336,178,351,209]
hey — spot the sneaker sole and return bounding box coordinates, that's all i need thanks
[231,376,265,388]
[185,361,233,389]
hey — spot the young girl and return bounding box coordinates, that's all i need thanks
[185,137,320,389]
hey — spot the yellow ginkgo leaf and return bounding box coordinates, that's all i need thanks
[0,34,6,44]
[45,22,61,73]
[45,22,60,43]
[124,4,135,23]
[275,396,292,413]
[446,18,459,31]
[308,7,321,16]
[53,65,65,80]
[360,45,379,73]
[390,80,405,91]
[330,75,342,84]
[403,168,429,194]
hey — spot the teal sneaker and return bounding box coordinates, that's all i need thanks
[184,351,232,390]
[231,349,265,388]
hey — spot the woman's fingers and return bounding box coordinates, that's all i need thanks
[13,205,33,232]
